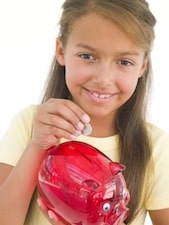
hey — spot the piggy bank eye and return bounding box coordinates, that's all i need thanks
[103,202,111,212]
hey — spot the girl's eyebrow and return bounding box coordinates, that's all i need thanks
[75,43,96,51]
[114,51,140,57]
[75,43,140,57]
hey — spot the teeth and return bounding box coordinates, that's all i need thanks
[93,92,111,99]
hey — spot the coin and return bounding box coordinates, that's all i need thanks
[83,123,92,136]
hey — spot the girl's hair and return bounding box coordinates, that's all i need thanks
[41,0,156,223]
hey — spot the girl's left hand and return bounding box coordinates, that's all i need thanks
[37,197,70,225]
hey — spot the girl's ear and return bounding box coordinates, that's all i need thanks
[139,54,150,78]
[56,38,65,66]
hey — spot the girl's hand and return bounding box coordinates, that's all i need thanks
[37,197,71,225]
[30,98,90,150]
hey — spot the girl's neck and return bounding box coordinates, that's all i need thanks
[89,116,117,137]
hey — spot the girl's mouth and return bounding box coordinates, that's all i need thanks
[86,89,118,103]
[91,91,112,99]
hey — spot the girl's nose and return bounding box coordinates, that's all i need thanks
[92,64,114,87]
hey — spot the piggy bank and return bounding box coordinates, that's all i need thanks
[37,141,130,225]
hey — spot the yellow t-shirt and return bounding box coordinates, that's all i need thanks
[0,105,169,225]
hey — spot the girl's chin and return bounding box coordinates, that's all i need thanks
[83,107,116,119]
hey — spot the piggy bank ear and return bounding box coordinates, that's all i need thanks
[109,162,125,175]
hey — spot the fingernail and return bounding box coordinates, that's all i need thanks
[70,135,78,140]
[76,122,84,131]
[37,198,42,207]
[81,114,90,123]
[37,198,46,211]
[74,130,81,136]
[48,210,54,220]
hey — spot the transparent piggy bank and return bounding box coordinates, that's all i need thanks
[37,141,130,225]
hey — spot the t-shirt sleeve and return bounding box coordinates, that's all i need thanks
[145,126,169,210]
[0,105,36,166]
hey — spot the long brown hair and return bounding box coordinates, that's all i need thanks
[41,0,156,223]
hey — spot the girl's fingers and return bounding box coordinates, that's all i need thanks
[37,197,48,212]
[37,113,84,134]
[48,210,72,225]
[48,210,60,225]
[42,123,82,140]
[41,99,90,125]
[37,198,68,225]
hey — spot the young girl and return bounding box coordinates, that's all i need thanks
[0,0,169,224]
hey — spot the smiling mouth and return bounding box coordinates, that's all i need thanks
[89,90,116,99]
[84,89,119,105]
[92,92,112,99]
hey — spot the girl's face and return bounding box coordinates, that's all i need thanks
[56,13,148,121]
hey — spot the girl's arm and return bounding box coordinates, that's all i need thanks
[0,145,46,225]
[149,208,169,225]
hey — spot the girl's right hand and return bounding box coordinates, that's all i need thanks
[30,98,90,151]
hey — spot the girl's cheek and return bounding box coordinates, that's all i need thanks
[71,66,93,82]
[118,76,139,93]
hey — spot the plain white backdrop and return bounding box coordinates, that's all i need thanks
[0,1,168,224]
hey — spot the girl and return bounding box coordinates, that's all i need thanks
[0,0,169,224]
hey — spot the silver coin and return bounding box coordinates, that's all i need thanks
[83,123,92,136]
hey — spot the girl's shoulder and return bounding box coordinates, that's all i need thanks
[144,122,169,211]
[11,104,37,128]
[0,105,37,166]
[145,122,169,154]
[17,104,37,118]
[8,104,38,132]
[146,122,169,139]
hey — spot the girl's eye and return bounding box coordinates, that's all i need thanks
[79,54,95,60]
[118,60,133,66]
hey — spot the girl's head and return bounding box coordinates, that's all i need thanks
[43,0,156,112]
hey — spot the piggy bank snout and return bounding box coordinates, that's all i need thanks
[86,201,129,225]
[87,187,129,225]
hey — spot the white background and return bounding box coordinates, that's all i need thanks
[0,1,168,224]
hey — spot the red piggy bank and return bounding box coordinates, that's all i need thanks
[38,141,130,225]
